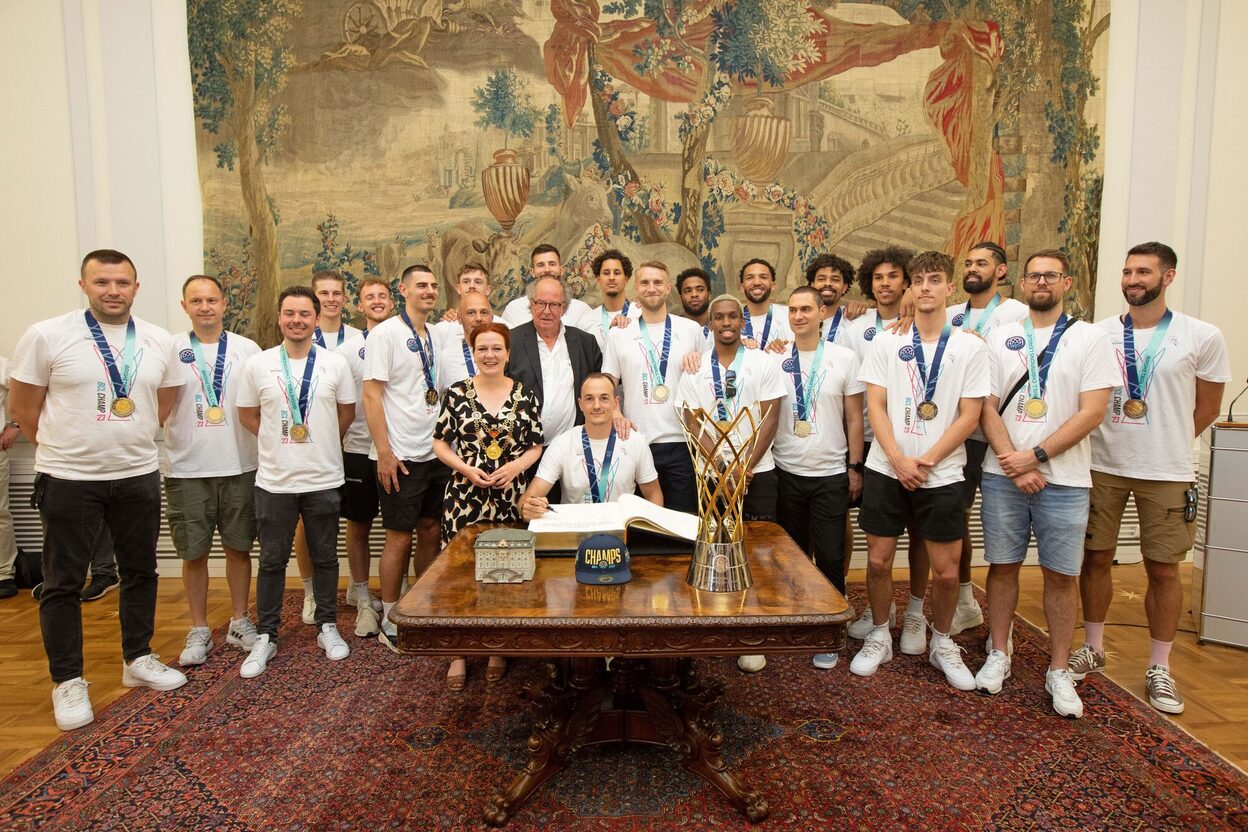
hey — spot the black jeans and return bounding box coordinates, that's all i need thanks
[37,471,162,683]
[776,469,850,593]
[254,487,340,641]
[89,525,116,582]
[650,441,697,514]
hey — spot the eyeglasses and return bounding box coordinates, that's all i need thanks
[531,300,565,312]
[724,370,737,400]
[1021,271,1066,285]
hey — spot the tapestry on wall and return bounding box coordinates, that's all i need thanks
[188,0,1110,343]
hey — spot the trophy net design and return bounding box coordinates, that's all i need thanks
[678,401,769,592]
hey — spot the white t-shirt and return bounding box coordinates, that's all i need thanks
[164,331,261,477]
[577,301,642,349]
[859,326,989,488]
[338,332,374,456]
[844,312,899,443]
[535,425,658,505]
[946,296,1029,336]
[0,356,9,424]
[235,345,355,494]
[743,303,792,349]
[675,346,787,473]
[771,343,865,477]
[313,322,361,349]
[819,308,853,348]
[537,327,577,444]
[983,319,1119,488]
[502,295,593,330]
[602,314,706,446]
[1091,311,1232,481]
[362,314,441,462]
[10,311,183,480]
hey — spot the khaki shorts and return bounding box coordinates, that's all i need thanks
[165,471,257,559]
[1086,471,1194,563]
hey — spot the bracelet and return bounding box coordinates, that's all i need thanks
[4,422,18,431]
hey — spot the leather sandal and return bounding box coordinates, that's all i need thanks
[486,656,507,683]
[446,657,467,691]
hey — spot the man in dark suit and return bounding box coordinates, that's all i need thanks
[506,277,602,503]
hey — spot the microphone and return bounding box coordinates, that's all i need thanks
[1228,381,1248,423]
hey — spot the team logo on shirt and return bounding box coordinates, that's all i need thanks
[864,327,877,341]
[179,349,195,364]
[897,345,915,362]
[781,357,799,373]
[406,338,419,352]
[1005,336,1026,351]
[951,313,965,327]
[358,346,366,359]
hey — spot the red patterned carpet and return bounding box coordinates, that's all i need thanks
[3,587,1246,831]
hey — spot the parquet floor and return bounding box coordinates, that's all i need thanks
[0,564,1244,778]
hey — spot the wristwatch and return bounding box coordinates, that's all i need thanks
[4,421,18,431]
[1032,446,1049,463]
[848,461,865,473]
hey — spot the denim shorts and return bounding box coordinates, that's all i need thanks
[980,472,1089,576]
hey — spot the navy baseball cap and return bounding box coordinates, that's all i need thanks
[575,534,631,584]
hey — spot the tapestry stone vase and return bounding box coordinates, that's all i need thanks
[731,97,792,184]
[481,148,530,234]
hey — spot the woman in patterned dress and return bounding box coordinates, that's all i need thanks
[432,322,543,689]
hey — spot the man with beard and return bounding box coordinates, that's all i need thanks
[677,267,712,335]
[739,259,792,352]
[578,249,641,348]
[805,253,857,347]
[946,242,1029,643]
[1074,242,1229,714]
[975,249,1117,718]
[436,289,503,386]
[502,245,593,328]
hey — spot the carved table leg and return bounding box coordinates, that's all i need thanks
[639,662,769,822]
[483,659,605,827]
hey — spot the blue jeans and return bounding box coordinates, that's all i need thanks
[254,487,341,640]
[980,473,1089,576]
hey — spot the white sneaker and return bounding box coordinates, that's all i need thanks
[949,601,985,636]
[301,594,316,625]
[378,621,401,654]
[985,627,1014,657]
[737,654,766,673]
[318,624,350,661]
[899,611,928,655]
[346,583,383,613]
[975,650,1012,694]
[928,638,975,691]
[849,631,893,677]
[848,602,895,640]
[1046,668,1084,718]
[123,654,188,691]
[354,604,381,637]
[178,627,214,667]
[811,652,839,669]
[226,617,259,650]
[52,678,94,731]
[241,634,276,678]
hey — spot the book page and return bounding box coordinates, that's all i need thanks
[527,502,626,534]
[618,494,699,541]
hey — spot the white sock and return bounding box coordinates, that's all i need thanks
[931,629,952,648]
[958,582,974,605]
[870,623,890,639]
[301,577,314,597]
[352,580,370,601]
[189,625,210,635]
[906,594,924,617]
[382,601,395,633]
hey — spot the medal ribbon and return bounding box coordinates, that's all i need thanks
[189,331,227,408]
[1123,309,1172,403]
[744,308,773,348]
[912,323,952,405]
[461,338,476,377]
[400,308,437,397]
[600,301,630,332]
[313,326,345,348]
[961,294,1001,334]
[638,315,672,391]
[790,341,826,422]
[710,346,745,422]
[279,344,317,428]
[1023,313,1072,401]
[84,311,136,404]
[582,427,618,503]
[824,307,844,343]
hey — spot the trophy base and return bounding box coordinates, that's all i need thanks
[687,541,753,592]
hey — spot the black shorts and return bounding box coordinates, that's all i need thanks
[377,458,450,532]
[961,439,990,509]
[340,452,379,523]
[858,468,965,542]
[848,441,872,509]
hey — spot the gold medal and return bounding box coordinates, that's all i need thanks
[110,397,135,418]
[916,400,939,421]
[653,384,669,403]
[1123,398,1148,419]
[425,388,439,407]
[205,405,226,425]
[1024,398,1048,419]
[289,423,310,442]
[485,442,503,460]
[794,419,812,438]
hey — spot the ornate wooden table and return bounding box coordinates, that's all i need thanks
[390,522,852,826]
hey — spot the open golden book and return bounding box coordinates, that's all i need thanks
[527,494,699,552]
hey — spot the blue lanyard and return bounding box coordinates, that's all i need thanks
[581,427,617,503]
[959,295,1001,334]
[399,308,437,393]
[313,326,345,348]
[84,311,136,401]
[1123,310,1172,402]
[912,324,951,404]
[189,331,228,408]
[789,341,826,421]
[1023,314,1072,400]
[461,338,476,377]
[279,344,317,427]
[638,315,672,385]
[710,346,745,421]
[744,308,773,348]
[601,301,630,332]
[824,307,844,343]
